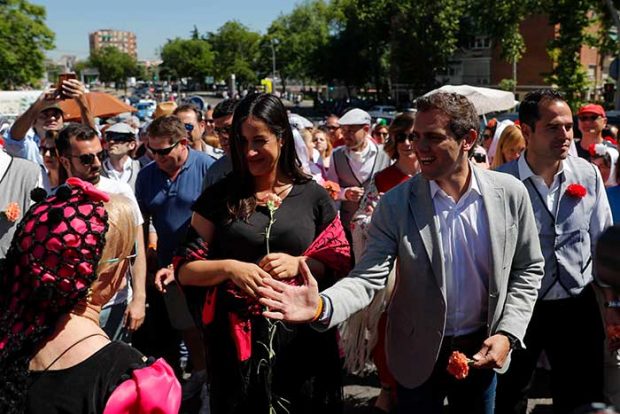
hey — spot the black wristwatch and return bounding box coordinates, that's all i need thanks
[498,331,520,350]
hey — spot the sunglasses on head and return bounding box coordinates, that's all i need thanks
[147,141,180,156]
[70,151,105,166]
[395,132,416,143]
[578,115,600,122]
[214,126,232,136]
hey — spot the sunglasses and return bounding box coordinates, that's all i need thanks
[578,115,601,122]
[184,123,194,132]
[147,141,180,156]
[205,119,214,124]
[374,131,389,138]
[106,133,135,143]
[326,125,340,131]
[395,132,416,143]
[39,146,56,155]
[214,126,232,136]
[70,151,105,166]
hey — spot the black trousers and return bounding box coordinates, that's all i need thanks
[496,284,605,414]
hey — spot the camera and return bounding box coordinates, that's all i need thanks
[56,73,77,100]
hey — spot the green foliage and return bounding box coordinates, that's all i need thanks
[499,78,517,91]
[159,38,215,84]
[207,21,261,86]
[0,0,55,89]
[89,46,138,87]
[261,0,333,85]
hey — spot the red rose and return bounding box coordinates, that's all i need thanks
[447,351,471,380]
[566,184,587,199]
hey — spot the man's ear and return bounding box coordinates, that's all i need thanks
[462,129,478,152]
[521,123,532,147]
[59,155,71,173]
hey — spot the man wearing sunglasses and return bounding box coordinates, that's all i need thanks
[203,99,238,189]
[135,115,214,396]
[55,124,147,342]
[101,122,142,191]
[173,104,222,160]
[576,103,616,161]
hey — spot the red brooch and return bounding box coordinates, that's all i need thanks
[566,183,587,199]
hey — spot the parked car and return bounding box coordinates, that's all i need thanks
[135,100,156,121]
[368,105,397,119]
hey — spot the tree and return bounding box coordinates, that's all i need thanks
[89,47,138,89]
[207,21,261,86]
[260,0,334,87]
[159,38,215,86]
[0,0,55,89]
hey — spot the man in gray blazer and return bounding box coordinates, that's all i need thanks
[259,92,544,413]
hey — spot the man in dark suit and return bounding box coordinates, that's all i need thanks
[258,92,545,413]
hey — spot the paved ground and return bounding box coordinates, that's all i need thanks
[342,370,554,413]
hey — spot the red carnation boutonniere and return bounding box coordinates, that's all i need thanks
[566,183,587,199]
[3,202,21,223]
[447,351,474,380]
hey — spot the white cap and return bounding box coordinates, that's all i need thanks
[288,114,313,130]
[106,122,137,136]
[338,108,371,126]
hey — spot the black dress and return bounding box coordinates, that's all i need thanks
[191,178,343,414]
[26,342,146,414]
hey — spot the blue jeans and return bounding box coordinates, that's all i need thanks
[396,328,497,414]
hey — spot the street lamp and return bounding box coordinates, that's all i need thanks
[270,38,278,80]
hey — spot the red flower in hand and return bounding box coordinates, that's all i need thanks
[322,180,341,201]
[447,351,472,380]
[566,183,587,199]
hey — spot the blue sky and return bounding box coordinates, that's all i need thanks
[35,0,298,61]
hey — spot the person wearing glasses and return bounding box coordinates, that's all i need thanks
[101,122,142,191]
[202,99,239,190]
[325,114,345,148]
[55,124,147,343]
[173,104,223,160]
[371,123,390,144]
[0,179,180,414]
[259,93,544,414]
[576,104,616,161]
[345,112,420,413]
[134,115,214,404]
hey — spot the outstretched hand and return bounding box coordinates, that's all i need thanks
[258,260,321,323]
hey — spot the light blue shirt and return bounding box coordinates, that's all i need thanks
[430,173,491,336]
[3,128,43,166]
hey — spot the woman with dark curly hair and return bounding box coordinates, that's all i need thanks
[0,178,180,414]
[173,93,351,413]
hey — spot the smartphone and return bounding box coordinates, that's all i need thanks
[57,73,77,99]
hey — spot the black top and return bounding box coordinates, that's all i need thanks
[575,138,616,161]
[193,177,337,263]
[190,177,342,414]
[26,341,146,414]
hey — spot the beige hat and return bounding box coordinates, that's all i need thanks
[153,101,177,119]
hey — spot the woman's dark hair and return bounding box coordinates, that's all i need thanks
[227,93,309,220]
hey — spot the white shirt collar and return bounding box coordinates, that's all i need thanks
[429,165,482,200]
[517,152,571,182]
[104,156,133,173]
[345,137,377,157]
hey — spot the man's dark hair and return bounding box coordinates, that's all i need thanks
[147,115,187,143]
[519,89,566,131]
[174,104,203,122]
[56,124,98,156]
[212,99,239,120]
[416,93,478,139]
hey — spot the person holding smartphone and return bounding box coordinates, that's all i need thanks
[4,75,95,173]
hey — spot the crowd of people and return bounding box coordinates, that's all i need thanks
[0,78,619,414]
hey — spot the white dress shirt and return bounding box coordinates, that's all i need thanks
[430,173,491,336]
[103,157,134,183]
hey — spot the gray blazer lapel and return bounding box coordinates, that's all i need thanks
[409,178,444,290]
[475,168,506,317]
